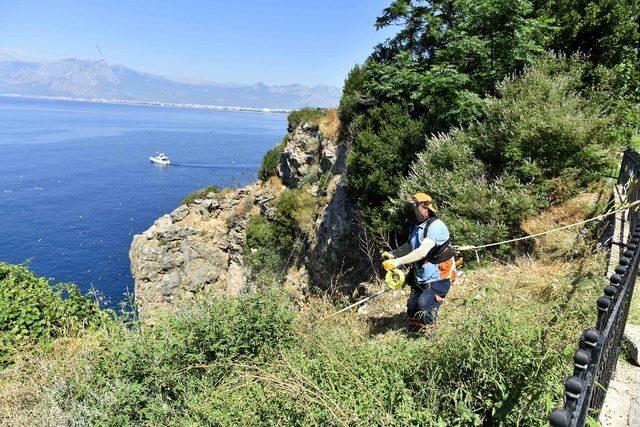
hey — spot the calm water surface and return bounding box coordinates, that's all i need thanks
[0,97,286,305]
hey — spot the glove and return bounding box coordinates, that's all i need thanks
[382,259,396,271]
[380,251,394,260]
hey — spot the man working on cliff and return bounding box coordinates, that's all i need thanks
[381,193,457,329]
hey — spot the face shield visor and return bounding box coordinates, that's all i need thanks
[403,200,423,224]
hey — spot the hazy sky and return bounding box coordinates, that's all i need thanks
[0,0,397,87]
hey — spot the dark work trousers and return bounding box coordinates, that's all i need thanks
[406,278,451,324]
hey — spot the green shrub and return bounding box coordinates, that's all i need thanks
[71,298,567,426]
[474,55,619,188]
[181,184,219,205]
[415,302,568,425]
[244,215,285,286]
[256,303,569,425]
[243,189,316,285]
[53,292,296,426]
[258,136,288,181]
[297,164,322,188]
[338,65,367,140]
[588,61,640,146]
[346,103,426,233]
[273,189,315,243]
[400,56,620,249]
[0,263,107,364]
[548,0,640,69]
[338,0,639,241]
[401,131,540,250]
[362,53,485,130]
[374,1,551,96]
[238,323,431,426]
[1,252,605,425]
[287,108,326,132]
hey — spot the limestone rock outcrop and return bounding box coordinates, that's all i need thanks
[278,123,340,187]
[130,183,275,319]
[306,174,369,293]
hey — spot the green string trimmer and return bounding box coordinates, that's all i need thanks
[385,269,405,290]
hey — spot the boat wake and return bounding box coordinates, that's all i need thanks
[170,163,255,169]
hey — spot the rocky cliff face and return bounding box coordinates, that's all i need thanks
[130,122,369,317]
[277,123,339,187]
[306,174,368,293]
[130,184,277,319]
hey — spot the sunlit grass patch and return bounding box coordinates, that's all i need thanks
[181,184,219,205]
[319,108,339,141]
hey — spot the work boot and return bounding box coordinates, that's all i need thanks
[421,322,437,339]
[407,315,424,329]
[407,315,437,338]
[407,316,427,335]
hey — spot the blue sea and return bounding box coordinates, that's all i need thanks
[0,96,286,306]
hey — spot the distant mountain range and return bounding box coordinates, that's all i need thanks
[0,57,341,110]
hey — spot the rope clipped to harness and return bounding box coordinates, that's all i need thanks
[385,269,405,290]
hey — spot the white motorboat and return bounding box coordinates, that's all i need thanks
[149,153,171,165]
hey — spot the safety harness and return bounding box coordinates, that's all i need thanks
[421,214,455,265]
[413,216,458,295]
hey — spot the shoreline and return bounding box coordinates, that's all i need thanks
[0,93,292,114]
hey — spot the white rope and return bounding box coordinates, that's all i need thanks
[324,288,391,319]
[455,199,640,252]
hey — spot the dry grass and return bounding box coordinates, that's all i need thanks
[218,187,237,197]
[0,332,105,427]
[319,108,339,141]
[354,249,606,337]
[300,294,377,339]
[521,192,606,260]
[264,176,285,197]
[445,252,604,311]
[291,191,316,237]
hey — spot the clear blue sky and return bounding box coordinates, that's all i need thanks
[0,0,397,87]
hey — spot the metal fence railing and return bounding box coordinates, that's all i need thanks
[549,149,640,426]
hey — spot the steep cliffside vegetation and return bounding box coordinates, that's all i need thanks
[401,56,618,250]
[244,0,640,292]
[342,0,640,242]
[244,187,316,287]
[0,222,609,425]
